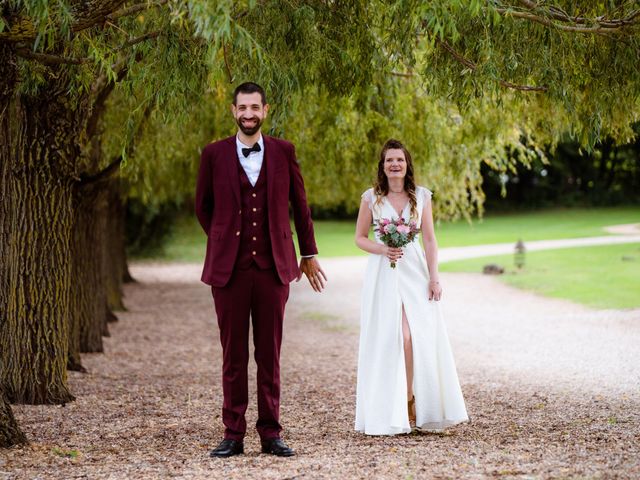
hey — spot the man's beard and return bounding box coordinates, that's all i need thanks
[237,116,262,136]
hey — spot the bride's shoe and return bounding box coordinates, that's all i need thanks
[408,395,416,428]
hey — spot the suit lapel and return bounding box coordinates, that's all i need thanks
[223,136,241,207]
[264,135,276,210]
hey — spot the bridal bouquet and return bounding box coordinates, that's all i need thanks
[374,217,420,268]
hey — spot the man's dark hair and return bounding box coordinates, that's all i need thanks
[233,82,267,105]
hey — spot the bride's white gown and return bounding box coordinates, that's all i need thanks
[355,186,468,435]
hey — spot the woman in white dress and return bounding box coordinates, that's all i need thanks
[354,139,468,435]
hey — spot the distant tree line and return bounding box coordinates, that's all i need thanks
[482,124,640,210]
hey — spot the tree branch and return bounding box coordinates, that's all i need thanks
[14,30,161,66]
[435,38,548,92]
[497,78,548,92]
[14,47,87,65]
[79,101,154,186]
[497,2,640,35]
[124,101,155,159]
[114,30,161,52]
[234,0,268,21]
[85,60,134,140]
[222,41,234,83]
[1,0,167,43]
[79,156,123,185]
[518,0,640,28]
[390,71,414,78]
[106,0,168,22]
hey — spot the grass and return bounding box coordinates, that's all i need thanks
[440,243,640,309]
[51,448,80,458]
[434,206,640,247]
[156,215,209,263]
[133,208,640,309]
[148,206,640,262]
[315,207,640,255]
[302,311,352,332]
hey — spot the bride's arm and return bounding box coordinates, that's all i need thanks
[355,198,386,255]
[421,197,441,289]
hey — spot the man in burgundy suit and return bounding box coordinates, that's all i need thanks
[195,82,326,458]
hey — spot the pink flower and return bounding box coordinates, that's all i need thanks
[396,225,411,234]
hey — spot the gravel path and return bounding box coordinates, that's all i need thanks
[438,234,640,262]
[2,260,639,479]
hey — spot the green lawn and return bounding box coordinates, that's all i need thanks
[150,206,639,261]
[315,207,640,255]
[440,243,640,309]
[150,217,362,261]
[134,208,639,309]
[434,207,640,247]
[155,215,209,263]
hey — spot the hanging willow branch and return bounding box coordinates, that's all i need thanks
[434,37,548,92]
[14,30,161,66]
[222,41,234,83]
[0,0,168,43]
[107,0,169,22]
[79,102,154,186]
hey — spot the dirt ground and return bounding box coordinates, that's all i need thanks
[1,259,639,479]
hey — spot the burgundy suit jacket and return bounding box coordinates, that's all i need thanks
[195,135,318,287]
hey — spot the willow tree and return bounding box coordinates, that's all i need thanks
[288,1,640,213]
[1,0,223,404]
[410,1,640,143]
[0,0,392,408]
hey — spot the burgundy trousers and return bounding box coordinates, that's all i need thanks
[211,265,289,441]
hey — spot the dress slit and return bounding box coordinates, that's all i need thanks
[401,300,420,403]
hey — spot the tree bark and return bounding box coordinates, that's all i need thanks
[104,177,127,313]
[70,80,121,348]
[0,0,129,43]
[0,74,84,404]
[73,181,109,353]
[0,44,27,447]
[0,389,27,448]
[0,45,15,327]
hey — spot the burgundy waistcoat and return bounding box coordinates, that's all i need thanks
[235,158,274,269]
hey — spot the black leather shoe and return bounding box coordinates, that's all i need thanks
[209,438,244,458]
[261,437,295,457]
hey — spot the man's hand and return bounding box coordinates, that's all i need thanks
[297,257,327,293]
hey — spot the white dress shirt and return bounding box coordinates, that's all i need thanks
[236,134,264,187]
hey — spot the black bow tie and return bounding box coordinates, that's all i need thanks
[242,143,261,157]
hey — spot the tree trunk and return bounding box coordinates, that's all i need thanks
[0,44,27,447]
[73,182,109,353]
[104,178,126,313]
[120,198,135,287]
[0,44,15,327]
[0,389,27,448]
[0,77,83,405]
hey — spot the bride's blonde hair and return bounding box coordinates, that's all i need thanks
[373,139,418,220]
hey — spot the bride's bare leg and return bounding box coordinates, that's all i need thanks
[402,306,416,425]
[402,306,413,398]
